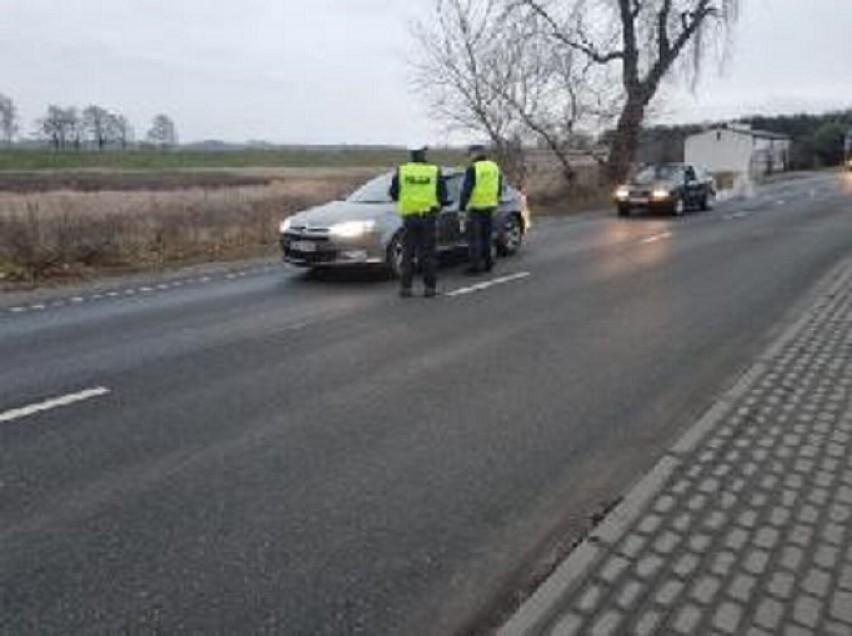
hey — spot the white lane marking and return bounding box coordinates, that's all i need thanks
[722,211,749,221]
[776,200,786,206]
[3,266,280,317]
[0,387,111,424]
[445,271,531,297]
[639,231,673,244]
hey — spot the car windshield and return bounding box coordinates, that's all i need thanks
[633,165,682,184]
[444,174,462,203]
[347,174,393,204]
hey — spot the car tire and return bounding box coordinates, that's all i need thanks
[387,231,404,279]
[617,205,630,218]
[496,213,524,257]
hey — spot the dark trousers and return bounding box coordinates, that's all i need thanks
[467,209,494,271]
[401,214,437,291]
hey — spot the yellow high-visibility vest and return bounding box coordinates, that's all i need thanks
[398,163,440,215]
[468,160,501,209]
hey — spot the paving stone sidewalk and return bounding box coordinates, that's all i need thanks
[501,260,852,636]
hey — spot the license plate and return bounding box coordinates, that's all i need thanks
[291,240,316,253]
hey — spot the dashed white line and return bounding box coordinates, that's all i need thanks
[639,231,673,244]
[3,265,280,316]
[446,272,531,297]
[0,386,111,424]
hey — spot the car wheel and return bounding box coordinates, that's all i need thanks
[386,231,404,279]
[496,213,523,256]
[672,196,686,216]
[617,205,630,218]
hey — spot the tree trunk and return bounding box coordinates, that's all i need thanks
[607,97,645,184]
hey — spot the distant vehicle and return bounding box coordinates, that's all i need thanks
[279,169,530,277]
[614,163,716,217]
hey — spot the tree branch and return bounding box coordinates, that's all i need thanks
[516,0,624,64]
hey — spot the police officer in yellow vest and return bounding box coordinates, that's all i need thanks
[460,144,503,274]
[389,144,447,298]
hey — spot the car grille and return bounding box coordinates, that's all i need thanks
[284,226,331,241]
[281,227,336,264]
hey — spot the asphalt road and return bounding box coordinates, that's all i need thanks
[2,172,851,635]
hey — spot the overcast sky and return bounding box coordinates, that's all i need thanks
[1,0,849,144]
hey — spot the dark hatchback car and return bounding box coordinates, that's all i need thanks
[279,168,530,277]
[614,163,716,217]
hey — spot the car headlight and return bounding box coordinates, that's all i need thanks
[280,218,292,233]
[614,186,629,200]
[329,220,376,238]
[652,188,671,201]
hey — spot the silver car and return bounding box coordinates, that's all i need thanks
[279,168,530,277]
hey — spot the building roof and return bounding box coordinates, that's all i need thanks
[689,124,791,142]
[721,125,791,141]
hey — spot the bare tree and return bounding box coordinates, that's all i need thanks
[413,0,527,180]
[146,114,178,149]
[83,105,114,151]
[38,105,79,150]
[413,0,617,186]
[109,113,134,150]
[68,107,84,151]
[513,0,739,181]
[0,93,19,145]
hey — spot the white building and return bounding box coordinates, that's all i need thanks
[685,125,791,177]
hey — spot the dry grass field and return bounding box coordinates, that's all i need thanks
[0,168,374,285]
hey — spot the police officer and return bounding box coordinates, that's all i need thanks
[389,144,447,298]
[460,144,503,274]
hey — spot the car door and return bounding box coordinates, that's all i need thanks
[437,174,464,250]
[683,165,701,205]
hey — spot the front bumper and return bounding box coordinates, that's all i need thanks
[615,196,673,210]
[279,232,386,267]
